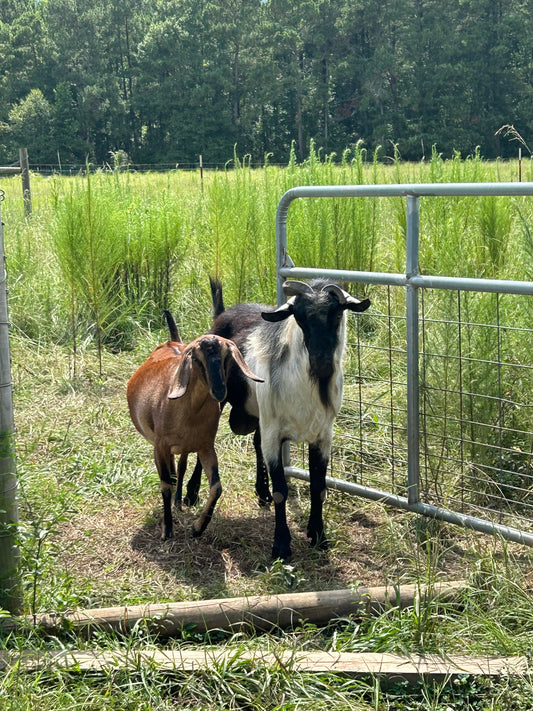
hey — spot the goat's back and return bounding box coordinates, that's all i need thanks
[144,340,185,363]
[212,303,272,348]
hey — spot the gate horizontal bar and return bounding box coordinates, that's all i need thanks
[286,467,533,547]
[279,267,533,296]
[279,266,408,287]
[278,183,533,203]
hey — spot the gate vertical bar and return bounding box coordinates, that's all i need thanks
[406,195,420,504]
[0,192,20,613]
[276,192,291,305]
[276,191,293,469]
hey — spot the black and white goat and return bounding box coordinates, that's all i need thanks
[195,277,370,561]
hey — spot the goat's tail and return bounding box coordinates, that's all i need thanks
[163,309,182,343]
[209,276,225,319]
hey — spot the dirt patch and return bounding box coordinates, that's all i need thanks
[57,483,470,606]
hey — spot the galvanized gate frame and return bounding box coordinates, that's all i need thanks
[276,182,533,547]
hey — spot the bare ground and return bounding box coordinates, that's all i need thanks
[56,479,473,607]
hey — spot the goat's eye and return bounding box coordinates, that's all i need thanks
[326,310,342,329]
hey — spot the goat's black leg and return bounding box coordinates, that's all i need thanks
[155,449,175,540]
[184,455,202,507]
[174,454,187,510]
[307,443,329,550]
[253,428,272,506]
[191,448,222,538]
[268,452,291,562]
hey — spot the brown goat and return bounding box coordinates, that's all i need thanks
[126,323,263,540]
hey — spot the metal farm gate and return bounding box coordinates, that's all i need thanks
[276,182,533,547]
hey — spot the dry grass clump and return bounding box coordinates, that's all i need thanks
[56,492,391,606]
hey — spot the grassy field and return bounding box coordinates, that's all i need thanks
[1,148,533,708]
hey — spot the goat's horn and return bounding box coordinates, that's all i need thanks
[323,283,369,309]
[282,280,313,297]
[322,283,349,303]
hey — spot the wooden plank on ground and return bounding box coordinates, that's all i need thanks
[1,581,466,637]
[0,649,527,678]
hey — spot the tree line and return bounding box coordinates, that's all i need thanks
[0,0,531,167]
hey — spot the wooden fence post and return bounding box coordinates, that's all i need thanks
[0,192,21,614]
[19,148,31,217]
[199,154,204,194]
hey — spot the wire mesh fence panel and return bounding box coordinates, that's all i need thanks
[335,284,408,497]
[420,289,533,528]
[327,286,533,536]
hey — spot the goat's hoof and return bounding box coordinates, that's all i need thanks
[257,492,273,507]
[191,522,204,538]
[271,546,292,564]
[184,493,199,508]
[161,530,173,541]
[308,531,330,550]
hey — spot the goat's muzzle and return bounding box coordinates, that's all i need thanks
[210,381,227,402]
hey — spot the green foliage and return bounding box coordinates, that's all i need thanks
[51,170,129,370]
[2,151,532,349]
[0,0,532,163]
[6,90,54,163]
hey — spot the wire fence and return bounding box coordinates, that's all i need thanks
[277,183,533,546]
[336,287,533,533]
[25,160,287,175]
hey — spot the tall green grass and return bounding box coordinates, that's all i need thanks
[3,151,533,505]
[1,149,531,345]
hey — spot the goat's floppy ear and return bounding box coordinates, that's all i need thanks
[168,351,192,398]
[226,341,264,382]
[261,296,296,322]
[344,297,371,313]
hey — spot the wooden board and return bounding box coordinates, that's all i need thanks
[2,581,466,637]
[0,649,527,678]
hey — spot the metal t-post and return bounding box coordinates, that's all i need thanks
[0,192,21,614]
